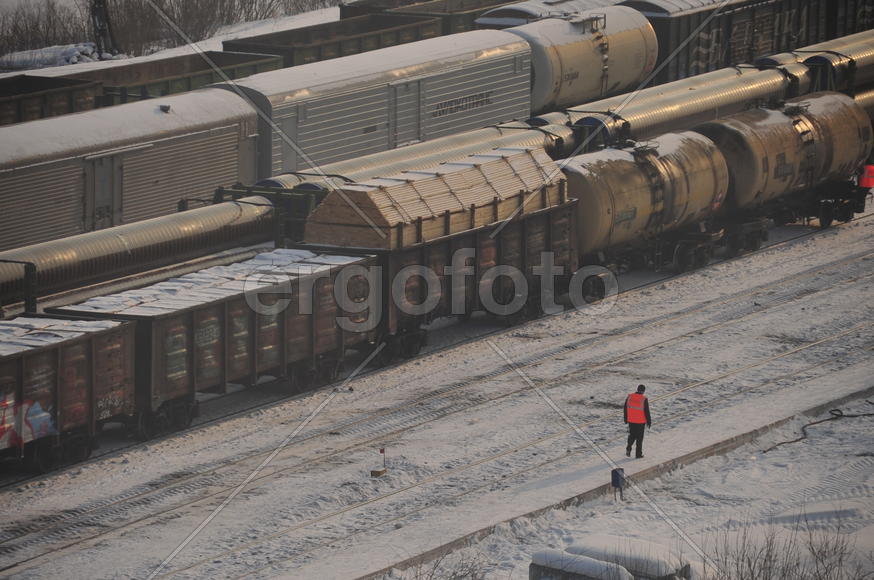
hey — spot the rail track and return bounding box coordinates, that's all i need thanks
[166,317,874,578]
[1,232,871,576]
[2,210,870,496]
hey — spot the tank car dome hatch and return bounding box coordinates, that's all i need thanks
[694,92,873,211]
[800,29,874,92]
[561,131,728,256]
[504,7,657,113]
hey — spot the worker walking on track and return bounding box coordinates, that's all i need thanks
[624,384,652,458]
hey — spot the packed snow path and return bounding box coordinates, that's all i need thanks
[0,216,872,579]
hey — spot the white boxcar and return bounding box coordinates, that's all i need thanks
[0,89,258,251]
[223,29,531,176]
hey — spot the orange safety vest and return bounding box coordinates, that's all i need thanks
[626,393,647,424]
[860,165,874,188]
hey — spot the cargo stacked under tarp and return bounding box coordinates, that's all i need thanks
[303,148,577,340]
[50,249,376,436]
[0,316,135,468]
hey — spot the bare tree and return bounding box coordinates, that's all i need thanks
[1,0,341,58]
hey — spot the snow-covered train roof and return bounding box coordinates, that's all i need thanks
[224,29,528,105]
[0,317,122,357]
[475,0,616,27]
[55,249,368,317]
[0,88,254,170]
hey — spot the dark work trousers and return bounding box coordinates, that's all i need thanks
[627,423,646,457]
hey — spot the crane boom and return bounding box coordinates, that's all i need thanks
[91,0,121,56]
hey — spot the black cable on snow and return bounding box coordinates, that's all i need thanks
[763,400,874,453]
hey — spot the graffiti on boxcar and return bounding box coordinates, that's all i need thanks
[0,393,57,450]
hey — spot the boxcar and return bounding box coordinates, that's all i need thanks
[302,147,577,358]
[618,0,844,84]
[0,75,102,126]
[224,30,532,177]
[223,14,441,67]
[0,317,136,470]
[51,249,377,436]
[388,0,518,35]
[0,89,258,250]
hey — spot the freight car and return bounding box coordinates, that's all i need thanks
[478,0,874,84]
[0,7,657,251]
[7,93,870,469]
[0,197,274,307]
[561,92,873,273]
[0,75,102,126]
[0,51,283,123]
[301,148,577,350]
[50,250,379,443]
[3,0,867,254]
[0,89,259,250]
[538,29,874,151]
[3,29,873,309]
[0,118,576,310]
[221,14,442,67]
[0,316,136,471]
[11,148,573,467]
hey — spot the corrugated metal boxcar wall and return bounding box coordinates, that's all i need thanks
[267,49,531,174]
[2,162,85,250]
[121,125,247,224]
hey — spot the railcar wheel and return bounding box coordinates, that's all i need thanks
[65,434,92,463]
[745,234,762,251]
[134,413,154,441]
[26,441,56,474]
[581,274,607,303]
[170,403,193,431]
[694,247,710,269]
[819,202,834,229]
[372,340,398,368]
[400,331,425,359]
[673,244,695,273]
[724,235,742,258]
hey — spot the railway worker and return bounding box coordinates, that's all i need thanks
[624,384,651,458]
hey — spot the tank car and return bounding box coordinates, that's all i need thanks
[694,92,873,226]
[0,196,274,309]
[561,131,728,270]
[557,66,804,150]
[503,8,657,112]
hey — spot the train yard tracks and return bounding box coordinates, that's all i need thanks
[0,217,872,578]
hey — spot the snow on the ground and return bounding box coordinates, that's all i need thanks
[415,397,874,579]
[0,217,872,580]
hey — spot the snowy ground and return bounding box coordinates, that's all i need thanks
[414,397,874,579]
[0,215,872,579]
